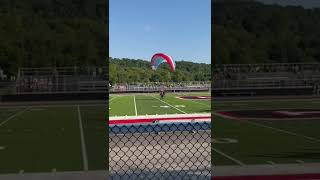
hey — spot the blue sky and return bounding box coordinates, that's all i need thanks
[109,0,211,64]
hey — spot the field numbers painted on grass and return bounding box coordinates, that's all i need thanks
[150,96,187,114]
[160,106,170,108]
[152,105,185,108]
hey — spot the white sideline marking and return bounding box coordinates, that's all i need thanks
[77,106,88,171]
[214,112,320,143]
[0,107,30,127]
[109,96,119,104]
[246,120,320,143]
[213,138,238,144]
[213,148,245,166]
[133,96,138,116]
[150,96,187,114]
[19,170,24,174]
[51,168,56,173]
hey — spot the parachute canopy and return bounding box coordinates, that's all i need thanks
[151,53,175,72]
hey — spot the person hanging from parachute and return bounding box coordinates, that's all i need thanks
[160,89,165,99]
[159,84,166,99]
[150,53,175,99]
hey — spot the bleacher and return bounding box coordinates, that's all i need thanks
[16,66,107,94]
[213,63,320,96]
[0,67,108,102]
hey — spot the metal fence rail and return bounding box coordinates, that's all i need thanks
[213,78,318,90]
[110,81,211,93]
[16,67,107,94]
[109,122,211,180]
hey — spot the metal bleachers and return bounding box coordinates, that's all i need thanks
[213,63,320,90]
[16,67,107,94]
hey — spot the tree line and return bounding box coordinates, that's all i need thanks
[109,57,211,83]
[213,0,320,64]
[0,0,107,76]
[4,0,320,78]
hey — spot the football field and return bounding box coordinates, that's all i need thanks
[0,102,106,174]
[109,92,212,179]
[214,98,320,167]
[109,92,211,117]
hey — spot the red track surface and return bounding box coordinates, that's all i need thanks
[213,174,320,180]
[109,116,211,125]
[178,96,210,100]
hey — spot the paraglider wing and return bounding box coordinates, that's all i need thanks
[151,53,175,71]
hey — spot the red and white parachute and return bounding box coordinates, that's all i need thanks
[150,53,176,72]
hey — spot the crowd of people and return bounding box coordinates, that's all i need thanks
[15,67,108,93]
[16,77,55,92]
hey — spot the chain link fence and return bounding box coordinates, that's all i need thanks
[109,122,211,180]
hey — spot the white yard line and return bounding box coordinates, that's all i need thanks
[214,112,320,143]
[150,95,187,114]
[246,120,320,143]
[213,148,245,166]
[0,107,30,127]
[77,106,88,171]
[133,96,138,116]
[109,96,119,104]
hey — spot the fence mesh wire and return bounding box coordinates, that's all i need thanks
[109,122,211,180]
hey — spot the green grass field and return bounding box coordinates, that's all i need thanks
[214,98,320,166]
[0,103,106,174]
[109,92,211,117]
[4,93,318,173]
